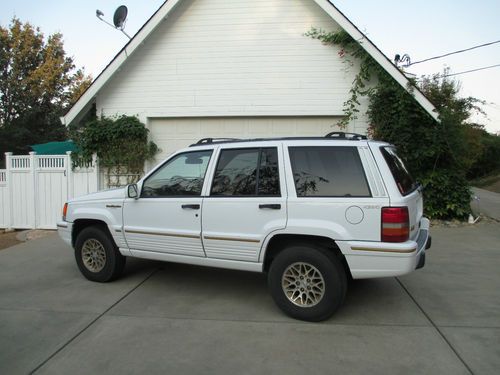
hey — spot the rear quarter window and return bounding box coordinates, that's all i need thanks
[381,147,417,196]
[289,146,371,197]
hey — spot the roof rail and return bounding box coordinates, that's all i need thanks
[325,132,367,140]
[191,138,241,146]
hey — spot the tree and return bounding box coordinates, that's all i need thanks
[0,18,92,162]
[306,29,487,219]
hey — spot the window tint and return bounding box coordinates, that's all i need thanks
[381,147,417,196]
[258,148,280,196]
[141,150,212,197]
[211,148,280,196]
[289,146,370,197]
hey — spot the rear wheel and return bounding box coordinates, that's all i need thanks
[74,226,126,282]
[268,245,347,322]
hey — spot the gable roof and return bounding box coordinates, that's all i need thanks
[61,0,439,126]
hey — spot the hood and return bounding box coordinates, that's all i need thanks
[70,188,126,203]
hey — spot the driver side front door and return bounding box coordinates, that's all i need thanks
[123,150,213,258]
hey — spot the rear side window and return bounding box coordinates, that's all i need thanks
[289,146,370,197]
[381,147,417,196]
[211,148,280,197]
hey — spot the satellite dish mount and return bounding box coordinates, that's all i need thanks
[96,5,131,40]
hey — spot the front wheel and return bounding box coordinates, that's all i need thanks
[74,226,126,282]
[268,246,347,322]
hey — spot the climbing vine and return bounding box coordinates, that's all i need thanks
[306,28,479,220]
[305,28,391,127]
[71,115,159,186]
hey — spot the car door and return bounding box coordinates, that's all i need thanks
[123,150,213,257]
[201,145,287,262]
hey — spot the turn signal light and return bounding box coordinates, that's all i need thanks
[62,203,68,221]
[381,207,409,242]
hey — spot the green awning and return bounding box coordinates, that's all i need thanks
[30,141,78,155]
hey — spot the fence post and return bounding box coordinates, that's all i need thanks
[66,151,73,200]
[4,152,13,231]
[93,153,100,192]
[30,152,37,229]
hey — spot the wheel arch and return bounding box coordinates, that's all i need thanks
[262,233,352,279]
[72,219,113,248]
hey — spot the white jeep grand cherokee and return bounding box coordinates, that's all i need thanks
[58,132,431,321]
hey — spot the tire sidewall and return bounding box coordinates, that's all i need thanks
[268,246,347,322]
[74,226,121,282]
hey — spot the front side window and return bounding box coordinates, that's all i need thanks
[141,150,212,197]
[211,148,280,196]
[289,146,370,197]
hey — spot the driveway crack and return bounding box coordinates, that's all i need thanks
[30,268,158,374]
[396,277,474,375]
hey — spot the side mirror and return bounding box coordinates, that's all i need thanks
[127,184,139,199]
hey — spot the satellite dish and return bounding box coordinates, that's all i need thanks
[113,5,128,29]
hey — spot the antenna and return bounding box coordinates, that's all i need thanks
[95,5,131,40]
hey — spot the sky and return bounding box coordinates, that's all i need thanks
[1,0,499,133]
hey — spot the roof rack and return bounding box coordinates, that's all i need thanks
[191,138,240,146]
[325,132,367,140]
[189,132,369,147]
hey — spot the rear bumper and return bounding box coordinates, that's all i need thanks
[338,218,431,279]
[416,235,432,270]
[56,221,73,247]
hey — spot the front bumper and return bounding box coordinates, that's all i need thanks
[56,221,73,246]
[338,218,431,279]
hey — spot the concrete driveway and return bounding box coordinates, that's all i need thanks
[1,223,499,375]
[472,188,500,221]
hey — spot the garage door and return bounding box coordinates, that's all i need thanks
[149,117,343,164]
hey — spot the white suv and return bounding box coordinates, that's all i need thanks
[58,132,431,321]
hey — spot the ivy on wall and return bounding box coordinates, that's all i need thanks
[71,115,159,185]
[306,28,481,219]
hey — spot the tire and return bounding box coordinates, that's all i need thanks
[268,245,347,322]
[74,226,126,282]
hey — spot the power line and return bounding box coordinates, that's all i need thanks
[412,63,500,80]
[439,63,500,78]
[407,39,500,66]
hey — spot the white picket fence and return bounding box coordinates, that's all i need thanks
[0,152,99,230]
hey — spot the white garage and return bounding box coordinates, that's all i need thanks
[62,0,437,157]
[149,116,343,162]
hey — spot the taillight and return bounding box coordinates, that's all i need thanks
[381,207,409,242]
[62,203,68,221]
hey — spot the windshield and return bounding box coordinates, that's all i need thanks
[381,147,417,196]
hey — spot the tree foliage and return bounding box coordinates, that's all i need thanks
[0,18,92,160]
[369,73,480,219]
[306,28,491,220]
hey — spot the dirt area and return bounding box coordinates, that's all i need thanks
[0,230,55,251]
[473,174,500,193]
[484,179,500,193]
[0,231,22,251]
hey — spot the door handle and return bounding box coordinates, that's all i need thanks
[259,204,281,210]
[182,204,200,210]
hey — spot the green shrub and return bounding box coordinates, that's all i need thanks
[72,115,159,174]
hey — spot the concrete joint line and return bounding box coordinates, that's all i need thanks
[29,269,159,374]
[396,278,474,375]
